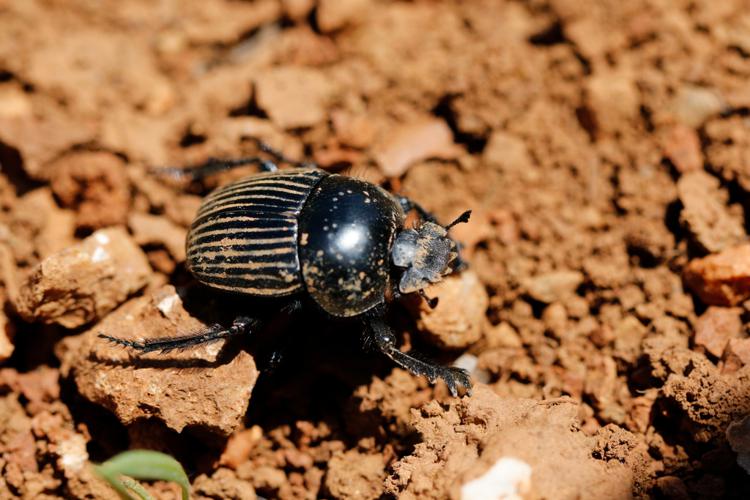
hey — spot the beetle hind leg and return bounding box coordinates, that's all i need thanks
[99,316,256,354]
[367,317,472,397]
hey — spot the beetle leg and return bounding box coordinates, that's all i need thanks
[152,157,280,181]
[367,317,472,397]
[99,316,256,354]
[396,196,439,224]
[256,141,317,169]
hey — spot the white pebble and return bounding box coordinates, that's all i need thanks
[460,457,532,500]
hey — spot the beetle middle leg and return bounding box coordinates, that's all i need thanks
[154,140,315,182]
[99,316,257,354]
[366,316,472,397]
[154,157,281,182]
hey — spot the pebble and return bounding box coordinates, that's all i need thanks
[14,228,151,328]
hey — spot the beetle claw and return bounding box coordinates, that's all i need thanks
[437,366,473,397]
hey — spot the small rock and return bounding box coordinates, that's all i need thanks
[331,110,376,149]
[523,270,584,304]
[412,271,488,350]
[704,116,750,193]
[483,131,531,174]
[15,227,152,328]
[663,124,702,173]
[0,84,32,118]
[673,85,725,128]
[194,468,257,500]
[220,426,263,469]
[49,151,131,230]
[0,113,94,179]
[694,307,742,358]
[317,0,370,32]
[63,285,258,435]
[613,315,647,364]
[448,208,494,258]
[584,70,639,136]
[9,188,76,264]
[485,322,522,349]
[254,66,334,129]
[677,171,745,253]
[0,366,59,413]
[326,450,385,500]
[721,338,750,374]
[460,457,532,500]
[128,212,187,263]
[0,298,14,363]
[684,244,750,306]
[373,118,460,177]
[281,0,315,21]
[726,415,750,474]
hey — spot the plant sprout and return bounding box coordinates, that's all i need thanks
[94,449,190,500]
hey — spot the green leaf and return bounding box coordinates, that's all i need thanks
[95,450,190,500]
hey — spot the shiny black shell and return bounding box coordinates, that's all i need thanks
[298,175,404,317]
[186,168,405,318]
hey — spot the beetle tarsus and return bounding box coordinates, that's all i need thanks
[369,318,472,397]
[99,316,256,354]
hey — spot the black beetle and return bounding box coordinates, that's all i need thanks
[101,144,473,396]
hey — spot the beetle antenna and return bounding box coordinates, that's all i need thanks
[418,289,439,309]
[445,210,472,230]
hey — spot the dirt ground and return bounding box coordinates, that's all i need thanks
[1,0,750,498]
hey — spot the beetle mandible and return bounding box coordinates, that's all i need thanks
[101,144,473,396]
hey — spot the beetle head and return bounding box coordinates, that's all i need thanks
[391,210,471,304]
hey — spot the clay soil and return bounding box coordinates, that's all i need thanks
[1,0,750,499]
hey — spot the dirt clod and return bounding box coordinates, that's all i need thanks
[14,227,151,328]
[325,449,385,500]
[61,285,258,435]
[684,244,750,306]
[386,386,641,499]
[663,124,703,174]
[128,212,187,264]
[49,151,131,230]
[254,67,334,130]
[413,271,488,350]
[677,171,745,253]
[694,307,742,358]
[523,270,584,304]
[373,118,460,177]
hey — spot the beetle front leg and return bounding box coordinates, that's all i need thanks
[367,317,472,397]
[99,316,257,354]
[396,196,439,224]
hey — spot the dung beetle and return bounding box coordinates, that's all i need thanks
[101,144,473,396]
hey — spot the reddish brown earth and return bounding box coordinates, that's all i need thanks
[1,0,750,498]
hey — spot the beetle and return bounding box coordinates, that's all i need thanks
[101,144,473,396]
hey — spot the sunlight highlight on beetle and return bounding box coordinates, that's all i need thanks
[337,226,365,251]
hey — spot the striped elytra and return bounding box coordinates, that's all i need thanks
[186,168,327,296]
